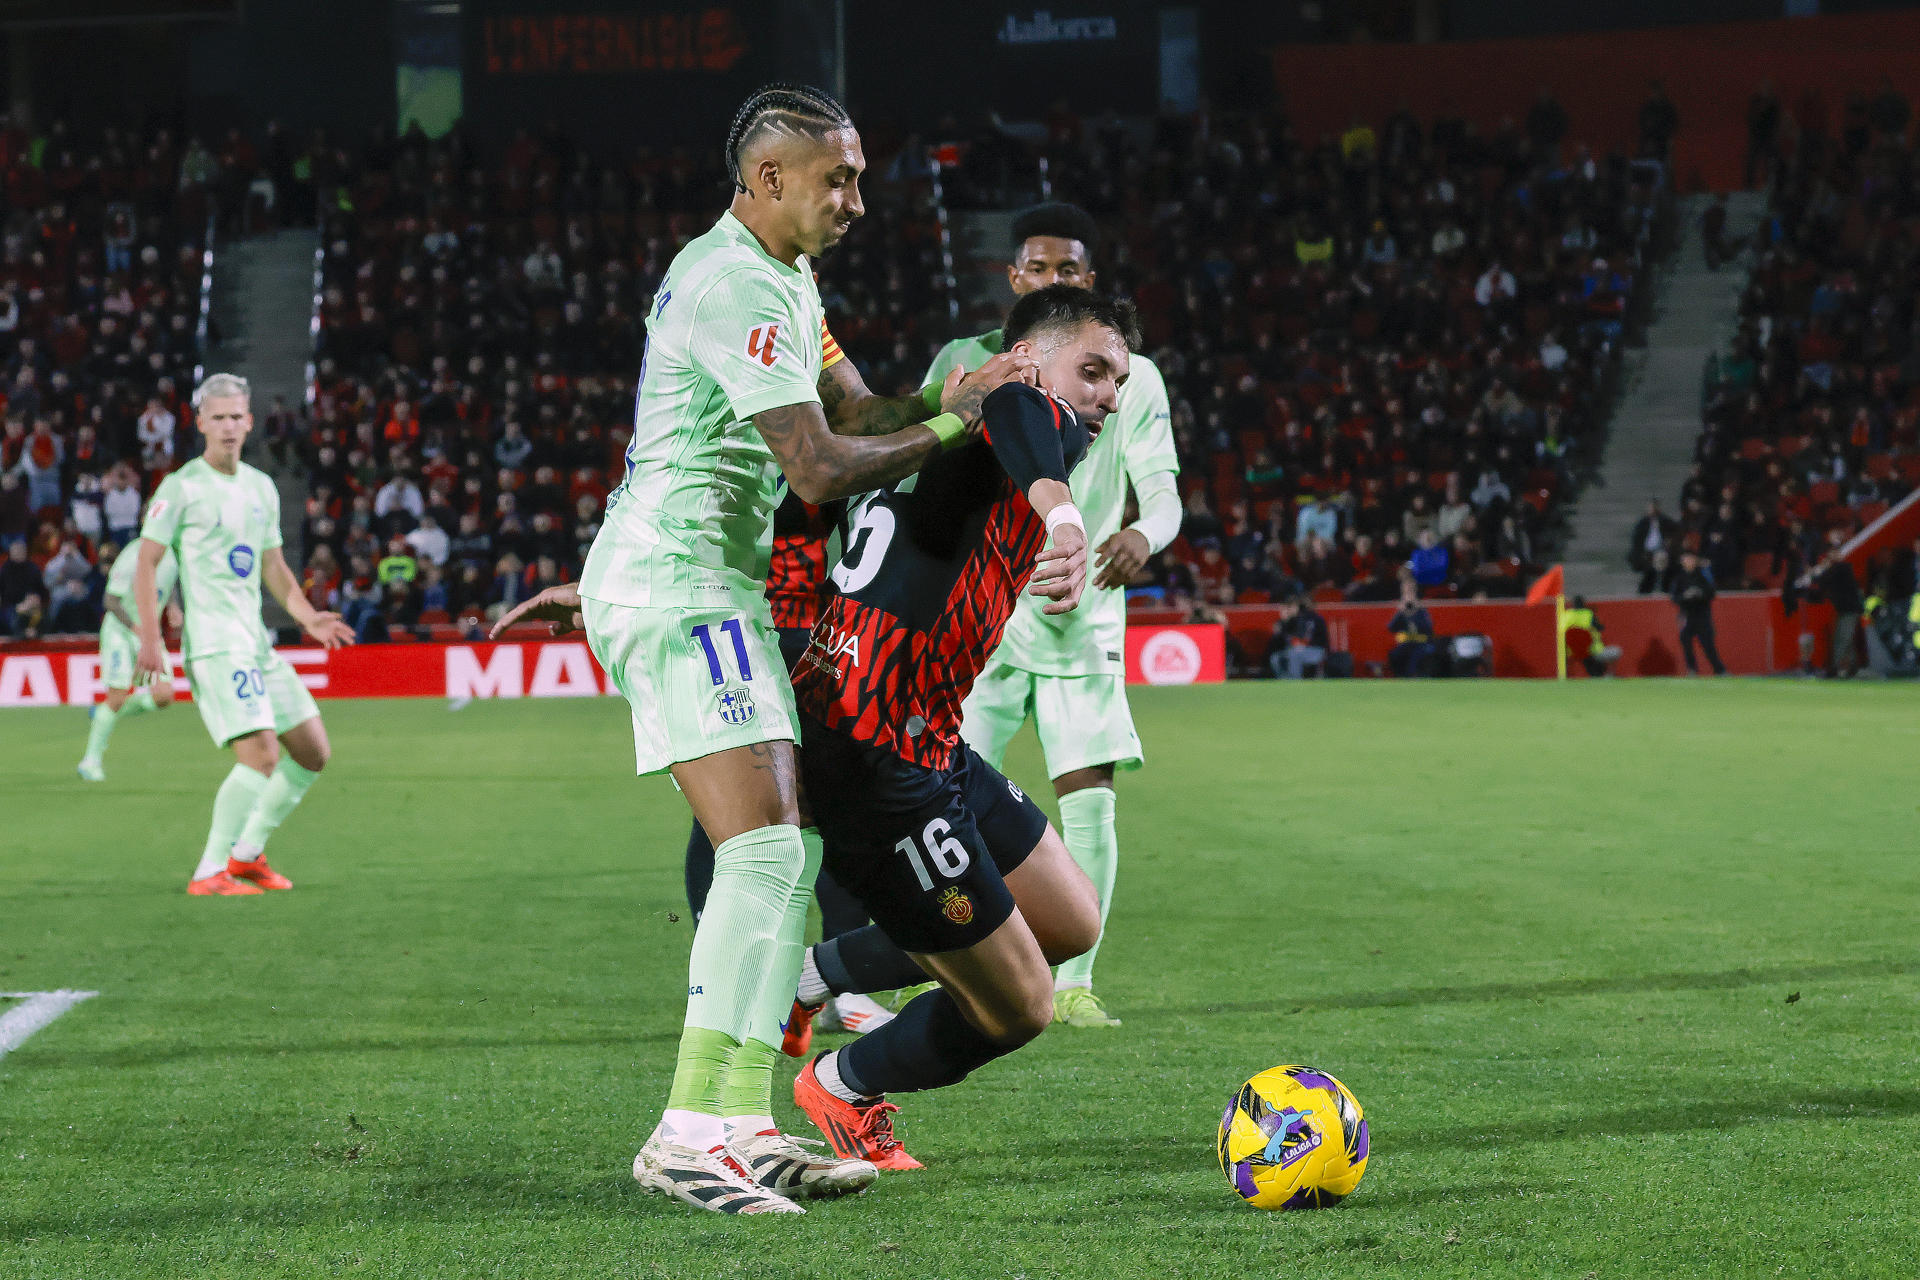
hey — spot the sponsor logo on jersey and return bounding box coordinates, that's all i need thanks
[821,627,861,667]
[716,684,755,726]
[145,498,168,523]
[938,886,974,925]
[227,544,255,578]
[1006,778,1026,803]
[746,323,781,368]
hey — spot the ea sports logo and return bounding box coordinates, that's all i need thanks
[1140,630,1203,685]
[227,544,255,578]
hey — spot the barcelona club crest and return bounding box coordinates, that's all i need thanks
[716,685,756,726]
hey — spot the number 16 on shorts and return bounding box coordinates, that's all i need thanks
[897,818,971,890]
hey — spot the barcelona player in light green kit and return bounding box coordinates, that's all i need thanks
[940,205,1184,1029]
[133,373,356,897]
[76,537,180,781]
[493,84,1040,1216]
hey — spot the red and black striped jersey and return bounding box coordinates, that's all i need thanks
[794,382,1089,769]
[764,319,848,629]
[765,492,844,629]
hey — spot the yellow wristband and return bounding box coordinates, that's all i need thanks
[925,412,968,449]
[920,382,943,414]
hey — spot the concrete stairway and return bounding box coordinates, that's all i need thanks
[202,227,320,624]
[1561,191,1766,596]
[204,228,319,543]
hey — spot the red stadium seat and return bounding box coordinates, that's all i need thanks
[1809,481,1841,507]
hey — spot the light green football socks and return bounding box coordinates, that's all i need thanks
[233,758,321,859]
[81,689,157,765]
[191,763,273,881]
[1054,786,1119,991]
[661,823,809,1149]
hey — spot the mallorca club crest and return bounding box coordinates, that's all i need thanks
[938,886,973,925]
[715,684,755,726]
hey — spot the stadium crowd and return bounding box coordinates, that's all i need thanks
[280,98,1661,640]
[1672,83,1920,669]
[1031,101,1663,612]
[0,117,218,638]
[6,97,1668,651]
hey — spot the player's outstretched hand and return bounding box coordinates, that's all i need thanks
[491,583,585,639]
[1030,522,1089,615]
[943,351,1040,431]
[304,612,356,649]
[1092,527,1150,591]
[135,636,167,685]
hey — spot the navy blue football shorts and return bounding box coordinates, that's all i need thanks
[799,713,1048,954]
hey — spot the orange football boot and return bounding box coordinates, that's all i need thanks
[226,856,293,890]
[187,871,263,896]
[793,1056,923,1171]
[781,998,822,1058]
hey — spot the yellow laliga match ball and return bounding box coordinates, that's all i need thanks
[1217,1065,1369,1210]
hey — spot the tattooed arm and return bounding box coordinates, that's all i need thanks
[753,400,944,503]
[819,351,1038,437]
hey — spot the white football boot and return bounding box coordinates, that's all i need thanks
[828,993,897,1035]
[632,1137,805,1215]
[731,1129,878,1199]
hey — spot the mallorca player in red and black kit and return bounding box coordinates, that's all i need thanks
[784,286,1140,1168]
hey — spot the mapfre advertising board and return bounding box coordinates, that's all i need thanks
[2,626,1227,707]
[0,642,617,707]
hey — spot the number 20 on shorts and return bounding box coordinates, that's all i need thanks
[230,668,266,700]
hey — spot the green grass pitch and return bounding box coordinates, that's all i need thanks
[4,680,1919,1278]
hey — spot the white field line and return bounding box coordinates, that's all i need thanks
[0,990,98,1060]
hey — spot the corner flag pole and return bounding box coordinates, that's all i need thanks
[1526,564,1568,680]
[1555,592,1567,681]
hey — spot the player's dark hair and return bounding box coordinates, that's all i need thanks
[724,82,854,194]
[1010,202,1099,256]
[1002,284,1141,354]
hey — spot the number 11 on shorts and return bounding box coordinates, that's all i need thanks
[689,619,755,685]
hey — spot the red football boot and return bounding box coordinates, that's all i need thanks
[781,998,823,1059]
[187,871,262,896]
[226,856,293,890]
[793,1055,924,1171]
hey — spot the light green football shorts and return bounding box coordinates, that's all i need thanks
[97,616,141,692]
[187,646,320,747]
[959,657,1143,780]
[584,594,798,777]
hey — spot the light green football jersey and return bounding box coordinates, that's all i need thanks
[580,211,825,608]
[926,332,1178,677]
[138,456,282,660]
[102,536,178,626]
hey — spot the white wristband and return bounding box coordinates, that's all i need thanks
[1044,503,1084,538]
